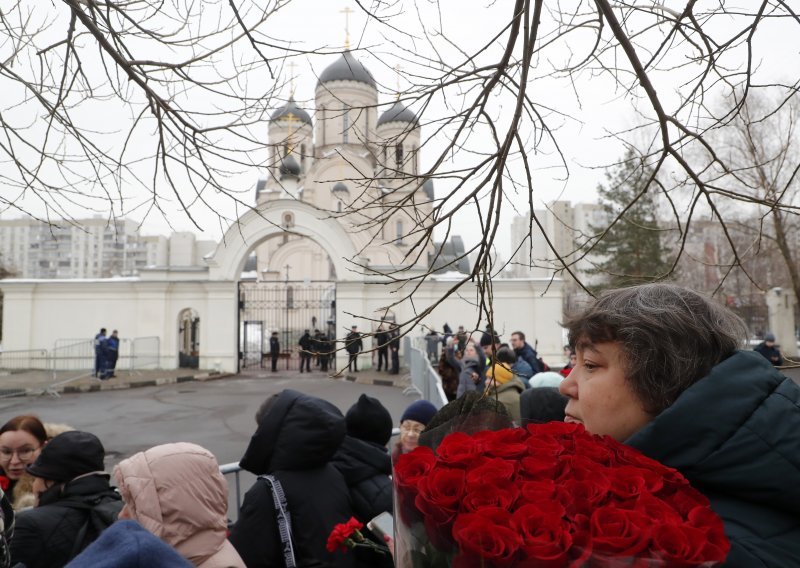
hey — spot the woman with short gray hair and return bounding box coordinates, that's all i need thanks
[560,283,799,567]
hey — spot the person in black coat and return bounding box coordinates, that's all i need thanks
[11,431,122,568]
[229,390,355,568]
[375,326,389,372]
[331,394,394,568]
[561,283,800,567]
[269,332,280,372]
[753,331,784,366]
[345,326,363,372]
[510,331,542,375]
[298,330,313,373]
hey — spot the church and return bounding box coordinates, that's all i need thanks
[0,49,565,374]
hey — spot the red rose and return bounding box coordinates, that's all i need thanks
[0,476,9,491]
[518,454,560,480]
[525,434,564,458]
[415,466,466,523]
[686,506,730,562]
[437,432,481,467]
[663,485,712,518]
[326,517,363,553]
[519,479,556,502]
[394,446,436,493]
[572,436,615,465]
[527,421,586,438]
[511,503,572,567]
[452,509,522,567]
[651,522,721,566]
[477,427,530,459]
[462,481,519,512]
[465,457,517,488]
[604,466,664,501]
[560,466,612,511]
[630,493,683,525]
[589,506,651,557]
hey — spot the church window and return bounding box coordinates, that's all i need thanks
[287,286,294,308]
[395,144,403,175]
[395,220,404,245]
[300,144,306,168]
[284,142,289,157]
[321,106,326,145]
[343,106,350,144]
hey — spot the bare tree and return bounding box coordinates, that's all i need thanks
[3,0,800,336]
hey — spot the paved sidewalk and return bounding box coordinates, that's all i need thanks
[0,368,232,398]
[0,364,412,398]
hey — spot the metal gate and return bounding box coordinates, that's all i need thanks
[238,281,336,372]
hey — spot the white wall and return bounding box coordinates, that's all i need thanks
[1,276,563,374]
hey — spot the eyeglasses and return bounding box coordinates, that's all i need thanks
[0,446,39,461]
[400,425,425,436]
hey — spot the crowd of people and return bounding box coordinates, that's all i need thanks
[18,283,799,567]
[0,393,444,568]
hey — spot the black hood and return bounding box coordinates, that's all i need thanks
[331,435,391,485]
[239,390,346,475]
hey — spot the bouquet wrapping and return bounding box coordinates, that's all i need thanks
[393,421,730,567]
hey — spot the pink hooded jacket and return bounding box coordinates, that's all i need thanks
[113,443,244,568]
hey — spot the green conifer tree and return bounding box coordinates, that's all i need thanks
[588,150,670,289]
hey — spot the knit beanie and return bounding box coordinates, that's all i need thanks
[27,431,105,482]
[487,363,513,385]
[345,394,394,446]
[400,400,438,426]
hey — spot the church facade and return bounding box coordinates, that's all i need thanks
[0,51,566,374]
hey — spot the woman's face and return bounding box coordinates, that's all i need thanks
[0,430,43,480]
[559,341,653,442]
[399,419,426,453]
[464,344,477,358]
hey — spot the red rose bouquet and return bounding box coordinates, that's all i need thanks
[393,422,729,567]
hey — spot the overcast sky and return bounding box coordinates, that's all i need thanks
[3,1,797,260]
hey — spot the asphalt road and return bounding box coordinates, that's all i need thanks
[0,373,416,469]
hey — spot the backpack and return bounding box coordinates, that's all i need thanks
[67,493,124,559]
[537,357,550,373]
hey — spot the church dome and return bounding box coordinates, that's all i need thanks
[377,101,417,127]
[318,51,376,88]
[279,155,301,177]
[270,98,312,125]
[331,182,349,193]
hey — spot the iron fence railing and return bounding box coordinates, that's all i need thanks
[0,337,161,372]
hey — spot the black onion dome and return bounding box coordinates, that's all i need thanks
[279,155,301,177]
[377,101,417,127]
[270,99,312,125]
[318,51,376,88]
[422,179,434,200]
[332,182,349,193]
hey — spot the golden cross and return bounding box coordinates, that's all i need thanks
[340,6,354,49]
[394,64,403,99]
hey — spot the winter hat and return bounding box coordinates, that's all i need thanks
[487,363,513,385]
[346,394,394,446]
[764,332,776,342]
[26,430,105,482]
[400,400,438,426]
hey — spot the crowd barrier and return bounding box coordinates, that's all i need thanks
[0,337,161,372]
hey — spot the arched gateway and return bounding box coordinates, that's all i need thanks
[204,200,365,283]
[204,199,367,372]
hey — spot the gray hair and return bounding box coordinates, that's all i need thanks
[563,283,747,414]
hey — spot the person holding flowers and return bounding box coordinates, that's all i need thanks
[560,283,800,566]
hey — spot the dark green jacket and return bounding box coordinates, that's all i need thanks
[627,350,800,567]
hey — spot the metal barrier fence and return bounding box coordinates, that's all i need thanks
[403,336,448,410]
[0,337,161,372]
[0,349,49,371]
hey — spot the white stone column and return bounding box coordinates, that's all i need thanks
[765,287,797,357]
